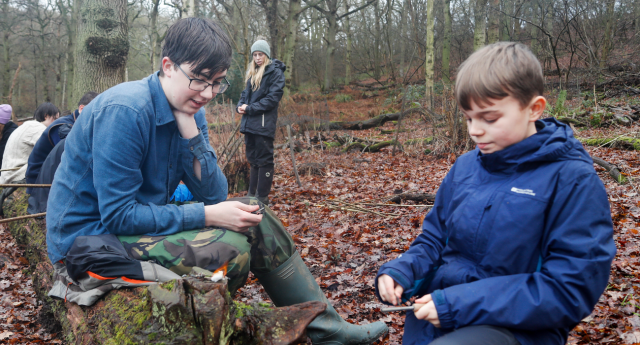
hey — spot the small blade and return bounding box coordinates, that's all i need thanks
[380,305,415,312]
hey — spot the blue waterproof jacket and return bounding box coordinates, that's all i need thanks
[25,110,78,192]
[376,119,616,345]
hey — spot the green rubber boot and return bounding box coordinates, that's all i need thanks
[256,251,388,344]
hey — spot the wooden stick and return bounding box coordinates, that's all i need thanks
[592,156,627,184]
[330,200,399,217]
[355,202,433,207]
[221,137,243,171]
[0,212,46,224]
[287,125,302,187]
[0,184,51,188]
[218,122,241,159]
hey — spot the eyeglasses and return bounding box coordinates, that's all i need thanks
[176,64,230,94]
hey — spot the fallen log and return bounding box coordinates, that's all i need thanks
[329,108,424,131]
[592,156,627,184]
[556,117,587,127]
[343,139,400,153]
[386,192,436,204]
[3,191,325,344]
[354,83,394,91]
[405,137,434,146]
[579,137,640,150]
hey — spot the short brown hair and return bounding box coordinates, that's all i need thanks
[455,42,544,111]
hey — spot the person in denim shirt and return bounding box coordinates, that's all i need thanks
[46,18,387,344]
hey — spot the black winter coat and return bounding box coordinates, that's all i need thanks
[237,59,286,139]
[0,121,18,173]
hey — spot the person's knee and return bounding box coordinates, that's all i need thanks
[429,326,519,345]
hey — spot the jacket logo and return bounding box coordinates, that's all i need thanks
[511,187,535,196]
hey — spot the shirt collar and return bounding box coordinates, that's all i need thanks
[149,71,175,126]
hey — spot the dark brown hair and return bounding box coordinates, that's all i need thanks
[455,42,544,111]
[159,18,232,79]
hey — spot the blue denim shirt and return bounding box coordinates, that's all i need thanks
[46,72,228,263]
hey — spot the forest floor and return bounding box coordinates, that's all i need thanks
[0,83,639,344]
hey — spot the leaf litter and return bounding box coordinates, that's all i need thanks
[0,111,637,344]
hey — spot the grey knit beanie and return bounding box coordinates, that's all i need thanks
[251,40,271,59]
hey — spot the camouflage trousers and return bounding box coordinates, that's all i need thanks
[117,197,295,294]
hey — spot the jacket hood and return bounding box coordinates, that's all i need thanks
[479,118,591,173]
[2,121,17,133]
[265,59,287,75]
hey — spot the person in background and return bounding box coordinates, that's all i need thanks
[237,39,285,205]
[0,105,19,171]
[0,102,59,185]
[25,91,98,193]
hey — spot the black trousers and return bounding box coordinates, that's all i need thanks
[429,325,520,345]
[244,133,274,167]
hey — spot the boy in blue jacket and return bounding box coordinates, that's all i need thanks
[376,42,616,345]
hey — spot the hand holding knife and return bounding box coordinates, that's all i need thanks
[381,303,425,313]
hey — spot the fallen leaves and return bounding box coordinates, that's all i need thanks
[234,116,640,344]
[0,224,60,344]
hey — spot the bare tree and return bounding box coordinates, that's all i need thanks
[73,0,129,97]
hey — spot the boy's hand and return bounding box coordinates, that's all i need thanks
[204,201,262,233]
[414,294,440,328]
[377,274,404,306]
[173,110,199,140]
[237,104,248,114]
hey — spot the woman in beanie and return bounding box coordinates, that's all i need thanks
[0,104,19,173]
[237,39,285,205]
[0,103,59,184]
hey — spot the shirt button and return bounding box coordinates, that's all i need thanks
[190,146,194,151]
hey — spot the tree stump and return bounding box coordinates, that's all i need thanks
[3,191,325,344]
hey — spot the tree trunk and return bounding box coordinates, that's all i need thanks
[1,0,11,100]
[182,0,196,17]
[399,0,406,78]
[3,191,325,345]
[282,0,302,97]
[41,35,51,102]
[373,0,381,80]
[258,0,279,58]
[600,0,615,71]
[344,0,352,85]
[323,7,337,91]
[72,0,128,99]
[149,0,160,73]
[442,0,451,85]
[2,28,10,100]
[487,0,500,44]
[425,0,435,107]
[57,0,78,109]
[529,3,539,56]
[473,0,487,50]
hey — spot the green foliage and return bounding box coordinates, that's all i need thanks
[401,85,426,102]
[552,89,568,117]
[335,93,353,103]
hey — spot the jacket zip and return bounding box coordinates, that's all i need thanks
[262,114,264,127]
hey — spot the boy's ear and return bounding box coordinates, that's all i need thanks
[161,57,175,78]
[529,96,546,122]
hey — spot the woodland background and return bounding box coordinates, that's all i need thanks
[0,0,639,116]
